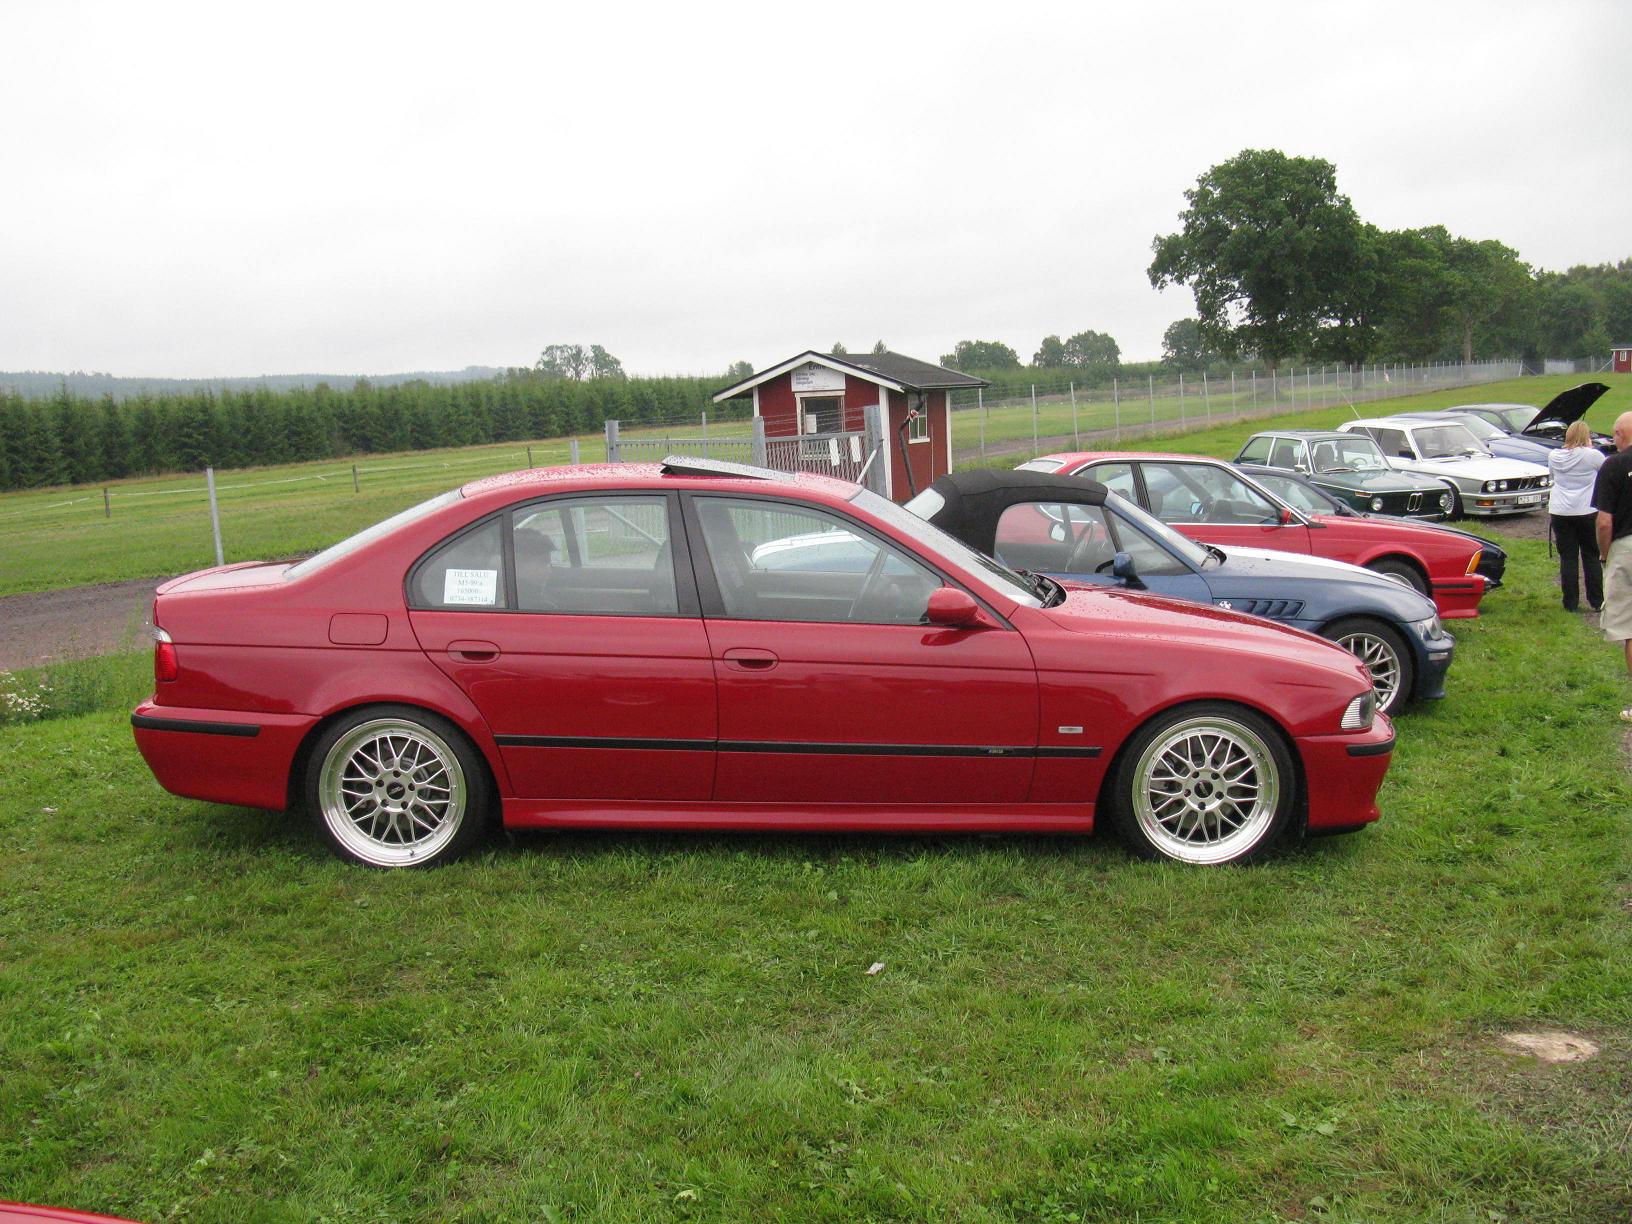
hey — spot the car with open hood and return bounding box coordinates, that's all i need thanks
[908,469,1453,717]
[1233,430,1454,518]
[1452,382,1613,453]
[131,457,1393,869]
[1333,418,1550,516]
[1017,451,1488,617]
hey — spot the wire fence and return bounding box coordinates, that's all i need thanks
[948,359,1525,465]
[0,358,1528,563]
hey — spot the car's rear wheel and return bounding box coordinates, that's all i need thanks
[1322,617,1413,717]
[1439,483,1463,519]
[306,706,490,868]
[1366,557,1428,595]
[1107,703,1295,865]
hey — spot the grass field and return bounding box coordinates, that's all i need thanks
[2,528,1630,1221]
[3,373,1623,598]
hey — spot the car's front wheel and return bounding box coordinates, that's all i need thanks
[1322,617,1413,717]
[1106,703,1296,865]
[1366,557,1428,596]
[306,705,490,868]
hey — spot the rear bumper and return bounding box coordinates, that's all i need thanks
[132,699,316,811]
[1296,715,1394,831]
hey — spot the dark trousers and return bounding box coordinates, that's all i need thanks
[1551,513,1603,611]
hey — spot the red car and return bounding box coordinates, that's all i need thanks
[132,458,1393,868]
[1020,453,1488,619]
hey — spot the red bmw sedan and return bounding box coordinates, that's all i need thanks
[1021,452,1489,618]
[132,459,1394,868]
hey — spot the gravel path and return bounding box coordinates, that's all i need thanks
[0,577,168,671]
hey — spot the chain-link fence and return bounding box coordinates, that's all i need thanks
[949,359,1524,465]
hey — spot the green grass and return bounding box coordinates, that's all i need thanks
[2,534,1631,1221]
[4,375,1625,598]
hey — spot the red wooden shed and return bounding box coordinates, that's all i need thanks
[712,350,987,501]
[1612,344,1631,375]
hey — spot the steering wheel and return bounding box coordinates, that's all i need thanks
[1064,528,1108,573]
[847,550,889,620]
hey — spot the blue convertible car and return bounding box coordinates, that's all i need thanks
[900,470,1455,715]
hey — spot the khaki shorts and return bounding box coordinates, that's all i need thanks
[1604,536,1632,641]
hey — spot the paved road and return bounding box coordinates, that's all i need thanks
[0,577,167,670]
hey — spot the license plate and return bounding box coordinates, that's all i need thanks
[1516,494,1542,505]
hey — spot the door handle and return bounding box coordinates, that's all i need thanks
[722,647,778,671]
[448,639,500,663]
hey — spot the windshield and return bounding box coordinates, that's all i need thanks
[1446,414,1502,441]
[861,487,1043,607]
[1105,491,1215,569]
[286,490,462,579]
[1310,435,1387,472]
[1502,406,1540,431]
[1255,472,1343,515]
[1409,423,1485,459]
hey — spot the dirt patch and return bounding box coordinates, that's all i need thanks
[0,577,169,671]
[1501,1031,1600,1063]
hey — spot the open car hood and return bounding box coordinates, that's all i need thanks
[1526,382,1609,433]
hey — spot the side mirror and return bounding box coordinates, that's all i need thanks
[926,586,981,628]
[1279,506,1295,525]
[1111,551,1146,590]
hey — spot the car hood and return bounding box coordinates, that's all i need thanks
[1314,468,1440,493]
[1402,454,1545,479]
[1040,585,1371,683]
[1527,382,1610,433]
[1207,547,1438,618]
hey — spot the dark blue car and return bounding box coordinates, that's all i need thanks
[903,470,1455,716]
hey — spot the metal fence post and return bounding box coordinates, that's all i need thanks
[569,438,580,464]
[103,487,111,518]
[1179,373,1185,427]
[1030,385,1039,456]
[605,419,620,462]
[205,466,224,566]
[1231,370,1237,419]
[752,416,767,466]
[351,463,359,493]
[1148,375,1155,425]
[1252,369,1257,412]
[1069,381,1079,446]
[701,411,709,458]
[978,388,985,462]
[1113,377,1120,440]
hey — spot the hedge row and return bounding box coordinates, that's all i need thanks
[0,374,740,492]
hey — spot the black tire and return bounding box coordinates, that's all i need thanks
[1440,483,1464,519]
[1105,702,1297,866]
[1366,557,1429,596]
[304,704,491,868]
[1320,617,1414,717]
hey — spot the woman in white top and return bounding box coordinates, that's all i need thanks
[1547,420,1606,611]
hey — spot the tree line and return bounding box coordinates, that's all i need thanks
[0,371,736,492]
[1148,148,1632,371]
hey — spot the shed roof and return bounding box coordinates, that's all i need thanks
[712,350,988,402]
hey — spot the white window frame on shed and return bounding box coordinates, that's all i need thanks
[907,393,930,443]
[796,393,845,437]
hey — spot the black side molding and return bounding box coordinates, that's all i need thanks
[131,713,261,738]
[1346,737,1394,758]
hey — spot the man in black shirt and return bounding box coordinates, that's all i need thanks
[1594,411,1632,719]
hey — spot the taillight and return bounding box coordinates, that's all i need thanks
[154,627,178,683]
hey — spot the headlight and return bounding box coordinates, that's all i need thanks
[1482,481,1496,493]
[1370,496,1385,511]
[1418,613,1443,640]
[1341,690,1376,731]
[1439,490,1454,510]
[1540,475,1551,487]
[1498,480,1509,491]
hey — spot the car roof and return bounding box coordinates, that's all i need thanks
[1243,430,1352,442]
[1037,450,1218,466]
[461,460,858,502]
[922,469,1111,555]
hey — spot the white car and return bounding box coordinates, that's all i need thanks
[1335,417,1551,517]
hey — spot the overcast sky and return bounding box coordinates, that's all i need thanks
[2,0,1627,378]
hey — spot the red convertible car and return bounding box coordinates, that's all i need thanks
[1020,452,1488,618]
[132,459,1393,868]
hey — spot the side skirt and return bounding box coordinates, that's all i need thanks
[502,799,1096,835]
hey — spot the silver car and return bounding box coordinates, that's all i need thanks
[1335,417,1550,517]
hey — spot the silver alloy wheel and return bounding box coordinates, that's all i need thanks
[1130,716,1280,865]
[1336,628,1403,713]
[317,717,467,868]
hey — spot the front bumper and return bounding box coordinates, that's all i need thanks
[1459,488,1547,516]
[1405,618,1455,702]
[1295,714,1394,832]
[132,699,316,811]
